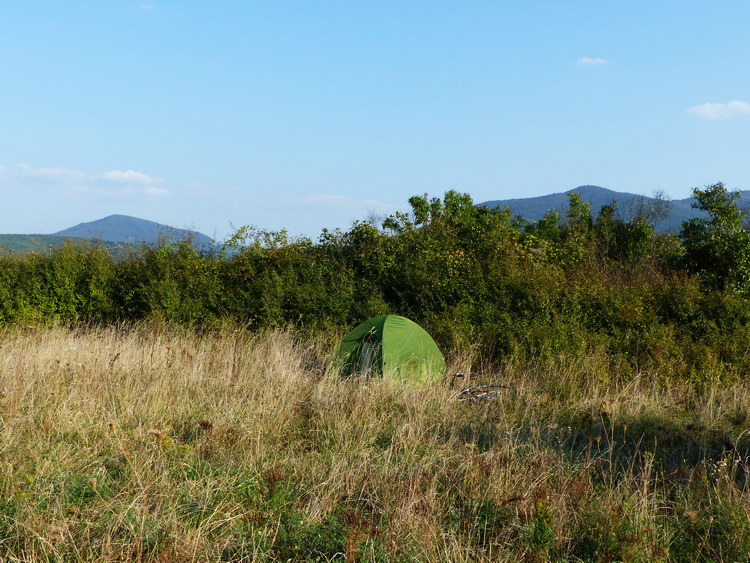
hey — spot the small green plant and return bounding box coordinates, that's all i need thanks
[525,502,556,554]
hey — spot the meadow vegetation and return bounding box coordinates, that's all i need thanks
[2,325,750,561]
[1,182,750,560]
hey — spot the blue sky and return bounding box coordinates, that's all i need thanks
[2,1,749,239]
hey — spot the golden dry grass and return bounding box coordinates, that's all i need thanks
[1,324,750,561]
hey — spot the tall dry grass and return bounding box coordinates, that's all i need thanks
[1,323,750,561]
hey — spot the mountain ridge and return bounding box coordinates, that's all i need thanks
[478,185,750,232]
[3,186,750,255]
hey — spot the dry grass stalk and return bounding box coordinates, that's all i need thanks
[0,323,749,560]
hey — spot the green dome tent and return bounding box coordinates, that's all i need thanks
[332,315,445,383]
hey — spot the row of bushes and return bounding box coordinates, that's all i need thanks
[2,183,750,379]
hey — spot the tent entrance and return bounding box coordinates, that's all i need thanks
[355,328,381,377]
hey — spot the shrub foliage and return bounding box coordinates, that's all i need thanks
[3,183,750,379]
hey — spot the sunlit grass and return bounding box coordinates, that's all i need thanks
[0,323,749,561]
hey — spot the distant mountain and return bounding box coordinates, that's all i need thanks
[55,214,214,248]
[0,215,214,254]
[479,185,750,232]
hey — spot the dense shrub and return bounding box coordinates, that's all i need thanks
[0,242,114,323]
[2,184,750,379]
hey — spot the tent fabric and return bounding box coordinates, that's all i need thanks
[333,315,445,383]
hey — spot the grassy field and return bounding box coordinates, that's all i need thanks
[1,325,750,561]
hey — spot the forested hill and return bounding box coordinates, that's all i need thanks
[0,215,214,254]
[55,214,213,247]
[479,185,750,232]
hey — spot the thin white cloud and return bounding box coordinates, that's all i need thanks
[8,163,171,200]
[686,100,750,119]
[139,4,154,10]
[144,187,170,196]
[99,170,162,184]
[15,164,162,186]
[291,193,396,212]
[72,186,171,199]
[18,163,87,182]
[578,57,607,65]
